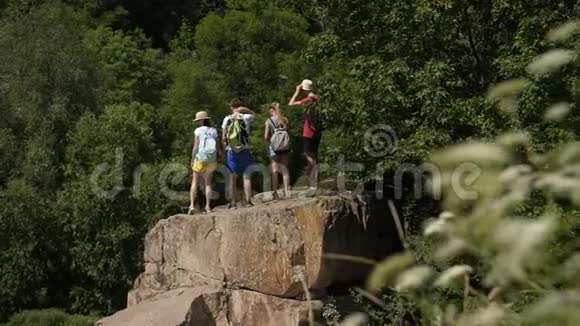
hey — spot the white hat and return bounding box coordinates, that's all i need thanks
[193,111,211,121]
[301,79,313,91]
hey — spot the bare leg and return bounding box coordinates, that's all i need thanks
[243,173,253,204]
[305,153,319,188]
[229,173,238,206]
[271,160,280,192]
[488,287,502,302]
[204,171,213,212]
[189,171,199,211]
[280,155,291,194]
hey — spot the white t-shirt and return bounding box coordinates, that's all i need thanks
[194,126,218,139]
[221,113,254,133]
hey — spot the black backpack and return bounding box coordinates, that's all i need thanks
[304,99,327,133]
[225,115,249,151]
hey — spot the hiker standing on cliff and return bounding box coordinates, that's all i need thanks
[264,102,291,199]
[189,111,220,215]
[222,98,255,208]
[288,79,322,189]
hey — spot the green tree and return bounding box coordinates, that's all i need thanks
[160,58,228,158]
[193,5,310,104]
[84,26,169,105]
[0,179,66,320]
[306,0,578,170]
[364,24,580,323]
[58,102,163,314]
[0,3,101,191]
[77,0,227,47]
[0,0,227,48]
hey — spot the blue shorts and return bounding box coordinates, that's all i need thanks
[226,149,253,175]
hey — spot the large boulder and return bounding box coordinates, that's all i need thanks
[99,193,403,325]
[129,195,401,306]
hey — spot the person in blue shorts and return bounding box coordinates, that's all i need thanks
[222,98,255,208]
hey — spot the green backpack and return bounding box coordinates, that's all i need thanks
[226,116,248,152]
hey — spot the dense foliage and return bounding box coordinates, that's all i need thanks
[365,27,580,324]
[0,0,579,323]
[0,309,96,326]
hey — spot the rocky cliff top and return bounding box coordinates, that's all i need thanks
[98,191,402,326]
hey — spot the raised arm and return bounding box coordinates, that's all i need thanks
[288,84,303,106]
[236,106,255,115]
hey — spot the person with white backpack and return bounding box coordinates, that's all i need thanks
[222,98,255,208]
[264,102,291,199]
[189,111,220,214]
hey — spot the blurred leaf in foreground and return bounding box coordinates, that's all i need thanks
[367,253,414,292]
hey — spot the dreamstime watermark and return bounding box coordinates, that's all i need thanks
[89,125,484,202]
[364,124,398,158]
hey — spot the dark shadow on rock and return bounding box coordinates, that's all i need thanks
[314,191,405,292]
[184,293,222,326]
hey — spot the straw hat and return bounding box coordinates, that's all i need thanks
[301,79,313,91]
[193,111,211,121]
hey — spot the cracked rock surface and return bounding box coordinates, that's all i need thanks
[97,194,402,326]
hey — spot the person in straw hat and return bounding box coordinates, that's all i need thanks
[288,79,322,190]
[189,111,220,214]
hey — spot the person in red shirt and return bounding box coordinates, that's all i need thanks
[289,79,321,189]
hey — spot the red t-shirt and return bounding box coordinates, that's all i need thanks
[299,95,320,138]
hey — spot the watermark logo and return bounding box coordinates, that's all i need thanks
[86,125,485,203]
[364,124,398,158]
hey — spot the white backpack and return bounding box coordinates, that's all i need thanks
[197,131,217,163]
